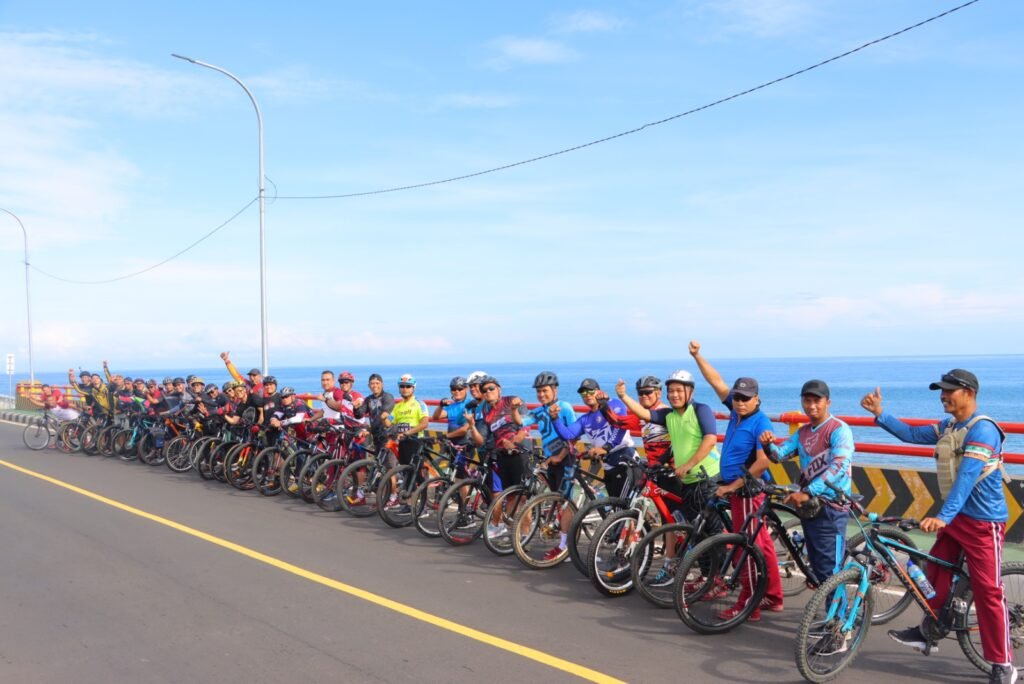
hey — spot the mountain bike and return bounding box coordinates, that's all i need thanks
[23,409,62,450]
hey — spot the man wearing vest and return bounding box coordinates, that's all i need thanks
[862,369,1015,684]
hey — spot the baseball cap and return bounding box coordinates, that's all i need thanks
[731,377,759,399]
[577,378,601,393]
[248,368,261,376]
[800,379,830,398]
[929,369,979,392]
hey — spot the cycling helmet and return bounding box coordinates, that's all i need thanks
[665,370,696,386]
[186,374,196,383]
[532,371,559,389]
[338,371,355,382]
[263,375,278,385]
[222,381,233,391]
[398,373,416,387]
[466,371,488,386]
[477,375,500,388]
[173,377,185,385]
[191,377,205,385]
[123,376,133,384]
[450,376,467,390]
[279,386,296,397]
[635,375,662,390]
[162,376,174,385]
[205,386,218,395]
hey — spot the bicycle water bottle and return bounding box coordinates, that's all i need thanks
[906,560,936,599]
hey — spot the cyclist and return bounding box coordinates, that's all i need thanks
[28,383,80,422]
[517,371,577,555]
[268,386,322,437]
[68,369,113,422]
[549,378,640,499]
[347,373,396,505]
[862,370,1015,683]
[759,380,853,602]
[690,340,784,621]
[336,371,364,416]
[432,376,472,447]
[381,374,430,508]
[616,371,723,585]
[220,351,263,393]
[466,376,529,492]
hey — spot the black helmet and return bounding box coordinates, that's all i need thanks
[532,371,559,389]
[449,376,467,390]
[162,376,174,385]
[263,375,278,385]
[477,375,499,388]
[173,377,185,385]
[279,386,296,397]
[222,381,233,391]
[635,375,662,391]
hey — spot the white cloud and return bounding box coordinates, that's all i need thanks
[702,0,818,38]
[554,10,623,34]
[485,37,578,68]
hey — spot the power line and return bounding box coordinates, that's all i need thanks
[31,198,257,284]
[275,0,983,200]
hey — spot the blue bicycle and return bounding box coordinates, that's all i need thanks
[794,486,1024,682]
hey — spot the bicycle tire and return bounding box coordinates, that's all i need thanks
[567,497,630,578]
[80,423,101,455]
[588,509,646,597]
[165,435,193,473]
[22,419,52,450]
[195,439,221,480]
[632,522,696,609]
[673,532,767,634]
[845,526,917,625]
[57,421,82,452]
[483,484,528,556]
[794,567,874,683]
[142,430,167,465]
[511,492,577,569]
[209,440,232,482]
[278,450,308,498]
[298,453,331,503]
[770,516,812,597]
[312,458,347,512]
[411,475,452,538]
[957,560,1024,675]
[376,464,420,527]
[251,447,283,496]
[438,479,490,546]
[337,458,379,517]
[225,444,256,490]
[97,425,117,457]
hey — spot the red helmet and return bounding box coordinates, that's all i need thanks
[338,371,356,382]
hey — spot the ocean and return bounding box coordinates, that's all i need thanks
[26,354,1024,473]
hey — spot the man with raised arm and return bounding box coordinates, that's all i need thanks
[690,340,783,621]
[862,370,1014,683]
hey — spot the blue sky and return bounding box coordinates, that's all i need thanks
[1,1,1022,373]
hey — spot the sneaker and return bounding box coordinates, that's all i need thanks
[810,631,849,656]
[990,664,1018,684]
[487,523,509,539]
[385,494,400,508]
[687,578,729,601]
[543,547,566,562]
[286,482,299,494]
[345,492,366,506]
[887,625,936,653]
[647,567,676,588]
[321,491,337,503]
[759,597,785,613]
[717,602,760,622]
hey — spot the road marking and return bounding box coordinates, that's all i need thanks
[0,459,624,684]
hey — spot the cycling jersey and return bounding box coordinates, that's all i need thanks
[766,414,853,501]
[444,398,470,432]
[552,398,635,461]
[522,400,576,457]
[41,389,70,410]
[720,394,773,484]
[647,402,721,483]
[390,396,428,431]
[482,397,524,449]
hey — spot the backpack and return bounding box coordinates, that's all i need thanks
[932,415,1007,498]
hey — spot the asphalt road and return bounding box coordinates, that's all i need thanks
[0,421,1000,683]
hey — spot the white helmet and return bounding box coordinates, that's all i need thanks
[467,370,488,386]
[666,370,696,386]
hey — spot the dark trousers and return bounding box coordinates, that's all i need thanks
[800,503,848,585]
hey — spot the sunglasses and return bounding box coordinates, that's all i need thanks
[398,384,414,389]
[481,385,498,393]
[579,389,597,397]
[637,389,656,397]
[340,380,353,384]
[733,394,755,402]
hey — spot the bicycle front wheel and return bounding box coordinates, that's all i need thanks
[568,497,630,578]
[512,492,576,569]
[673,532,766,634]
[483,485,528,557]
[794,567,873,683]
[337,458,379,517]
[411,475,451,538]
[588,509,643,597]
[312,458,347,512]
[632,522,695,609]
[23,419,53,450]
[438,479,490,546]
[845,527,916,625]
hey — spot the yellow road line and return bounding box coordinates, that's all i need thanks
[0,459,623,684]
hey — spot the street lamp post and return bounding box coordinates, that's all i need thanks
[0,208,34,387]
[172,54,269,375]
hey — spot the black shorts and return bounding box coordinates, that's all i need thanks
[397,437,421,467]
[496,449,527,488]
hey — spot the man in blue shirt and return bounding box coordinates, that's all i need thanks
[862,369,1015,683]
[690,341,784,621]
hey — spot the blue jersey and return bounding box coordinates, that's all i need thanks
[552,398,635,453]
[720,394,774,483]
[445,398,469,432]
[767,415,853,501]
[522,400,576,457]
[876,411,1007,523]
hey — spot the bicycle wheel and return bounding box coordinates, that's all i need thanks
[195,439,220,480]
[844,527,917,625]
[225,444,256,489]
[312,458,347,512]
[794,567,874,683]
[588,509,646,597]
[278,450,308,497]
[438,479,490,546]
[482,485,528,556]
[337,458,379,517]
[512,492,577,568]
[673,533,766,634]
[568,497,630,578]
[411,475,451,538]
[770,516,812,597]
[165,435,193,473]
[97,425,118,457]
[957,561,1024,675]
[633,522,696,609]
[251,447,283,496]
[377,465,421,527]
[140,431,167,465]
[80,423,101,455]
[58,421,83,452]
[298,453,331,503]
[23,419,53,450]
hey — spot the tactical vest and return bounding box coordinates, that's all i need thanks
[932,415,1007,498]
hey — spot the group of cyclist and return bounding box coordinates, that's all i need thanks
[24,341,1016,683]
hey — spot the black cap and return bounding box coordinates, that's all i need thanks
[731,377,759,398]
[173,377,185,384]
[929,369,979,392]
[248,368,261,376]
[800,379,830,398]
[577,378,601,393]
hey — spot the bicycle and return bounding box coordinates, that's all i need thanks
[794,485,1024,682]
[23,409,62,450]
[376,436,454,528]
[335,428,402,517]
[408,437,471,539]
